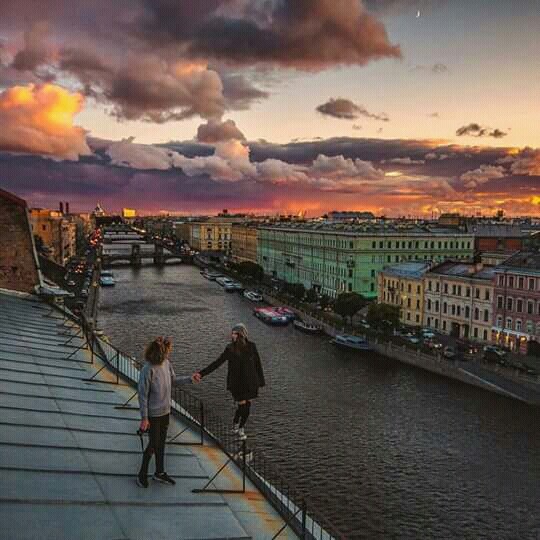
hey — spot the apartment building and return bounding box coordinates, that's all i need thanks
[258,222,474,299]
[29,208,77,266]
[231,223,259,264]
[493,252,540,354]
[378,261,432,326]
[423,261,496,343]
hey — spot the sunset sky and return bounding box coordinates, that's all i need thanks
[0,0,539,216]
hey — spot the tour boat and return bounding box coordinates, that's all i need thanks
[274,306,296,321]
[99,275,115,287]
[216,276,233,286]
[253,307,289,326]
[293,319,323,335]
[224,281,243,292]
[330,334,372,351]
[243,290,263,302]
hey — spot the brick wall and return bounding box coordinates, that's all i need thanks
[0,189,41,293]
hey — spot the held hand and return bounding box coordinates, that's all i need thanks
[192,372,202,383]
[140,418,150,432]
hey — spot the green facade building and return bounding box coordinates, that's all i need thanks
[257,222,475,299]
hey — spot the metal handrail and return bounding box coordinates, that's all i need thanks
[74,311,344,540]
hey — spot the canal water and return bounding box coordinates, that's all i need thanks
[98,264,540,539]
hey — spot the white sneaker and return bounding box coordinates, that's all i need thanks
[238,428,247,440]
[232,424,239,434]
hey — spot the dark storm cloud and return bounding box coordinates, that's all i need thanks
[196,119,246,143]
[316,98,389,121]
[220,73,270,110]
[141,0,402,70]
[456,123,507,139]
[11,22,51,72]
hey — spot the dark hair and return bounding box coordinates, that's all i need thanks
[144,337,172,365]
[231,334,248,355]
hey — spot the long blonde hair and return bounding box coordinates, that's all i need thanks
[144,336,172,365]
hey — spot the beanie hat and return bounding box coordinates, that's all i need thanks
[232,323,248,340]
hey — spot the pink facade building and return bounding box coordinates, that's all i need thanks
[492,252,540,354]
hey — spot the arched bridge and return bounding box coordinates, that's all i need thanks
[101,242,193,267]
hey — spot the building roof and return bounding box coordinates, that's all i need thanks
[0,289,300,540]
[427,261,497,281]
[380,261,433,279]
[466,223,526,237]
[0,187,27,208]
[258,221,474,237]
[496,251,540,275]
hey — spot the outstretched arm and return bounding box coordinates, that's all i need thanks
[198,348,229,378]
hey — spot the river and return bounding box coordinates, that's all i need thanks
[98,263,540,539]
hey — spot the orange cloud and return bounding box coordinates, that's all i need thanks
[0,83,90,160]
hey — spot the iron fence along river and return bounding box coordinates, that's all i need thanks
[98,264,540,539]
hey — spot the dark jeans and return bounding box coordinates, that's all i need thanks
[139,414,169,477]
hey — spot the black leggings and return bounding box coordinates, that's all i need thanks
[233,401,251,428]
[140,414,169,475]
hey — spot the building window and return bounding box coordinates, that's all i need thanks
[484,310,489,322]
[451,305,456,315]
[427,317,431,327]
[457,306,461,316]
[444,284,448,294]
[408,284,412,293]
[507,298,513,311]
[348,283,353,292]
[417,285,421,294]
[528,301,533,315]
[518,277,524,289]
[428,280,432,291]
[372,241,376,248]
[497,296,503,309]
[485,290,490,301]
[529,278,535,290]
[416,314,420,323]
[526,321,533,335]
[498,275,504,286]
[475,288,480,299]
[416,299,420,309]
[497,316,502,328]
[442,321,447,331]
[452,284,457,295]
[435,300,439,311]
[427,299,432,310]
[443,302,447,314]
[466,287,470,297]
[473,327,478,338]
[407,312,411,321]
[506,318,512,329]
[379,241,383,249]
[517,299,523,313]
[516,320,522,332]
[434,318,438,328]
[509,276,514,288]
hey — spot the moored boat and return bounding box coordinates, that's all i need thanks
[330,334,372,351]
[253,307,289,325]
[293,319,323,335]
[243,290,263,302]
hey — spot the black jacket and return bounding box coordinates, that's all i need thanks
[199,340,265,401]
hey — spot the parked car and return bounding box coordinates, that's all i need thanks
[443,346,457,359]
[425,339,443,350]
[421,328,436,339]
[408,336,420,344]
[483,345,507,363]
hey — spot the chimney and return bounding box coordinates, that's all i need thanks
[59,202,64,214]
[65,202,70,215]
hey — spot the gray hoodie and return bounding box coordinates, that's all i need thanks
[138,359,192,419]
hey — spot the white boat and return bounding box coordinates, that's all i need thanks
[293,319,323,335]
[216,276,233,286]
[253,307,289,326]
[99,276,115,287]
[243,290,263,302]
[330,334,372,351]
[224,281,243,292]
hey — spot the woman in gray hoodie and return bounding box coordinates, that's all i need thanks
[137,337,194,488]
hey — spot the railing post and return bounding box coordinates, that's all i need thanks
[242,438,247,493]
[200,402,205,445]
[115,351,120,384]
[301,499,307,539]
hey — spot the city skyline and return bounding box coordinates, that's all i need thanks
[0,1,539,216]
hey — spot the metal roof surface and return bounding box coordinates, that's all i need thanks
[0,289,298,540]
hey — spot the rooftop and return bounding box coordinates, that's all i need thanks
[427,261,497,280]
[380,261,433,279]
[497,251,540,274]
[0,289,301,540]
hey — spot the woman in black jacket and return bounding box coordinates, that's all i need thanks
[195,323,264,440]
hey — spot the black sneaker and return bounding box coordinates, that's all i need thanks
[136,474,149,488]
[153,472,176,485]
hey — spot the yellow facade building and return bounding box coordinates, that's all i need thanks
[176,217,244,253]
[378,262,432,326]
[29,208,77,266]
[231,223,259,264]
